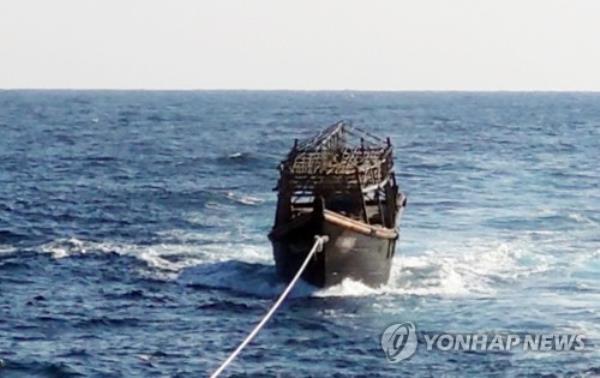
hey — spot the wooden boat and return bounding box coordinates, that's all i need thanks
[269,121,406,288]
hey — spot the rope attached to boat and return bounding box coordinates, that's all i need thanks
[210,235,329,378]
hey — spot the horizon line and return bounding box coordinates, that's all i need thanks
[2,87,600,93]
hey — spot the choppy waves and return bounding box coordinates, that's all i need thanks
[9,229,582,300]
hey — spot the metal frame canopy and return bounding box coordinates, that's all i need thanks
[278,121,394,197]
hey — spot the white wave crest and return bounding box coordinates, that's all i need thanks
[37,233,272,283]
[317,237,553,298]
[0,244,17,256]
[41,237,90,259]
[225,191,264,206]
[37,232,556,298]
[567,212,599,226]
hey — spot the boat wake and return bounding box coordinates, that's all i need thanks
[7,232,568,299]
[180,235,557,298]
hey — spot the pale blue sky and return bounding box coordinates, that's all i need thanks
[1,0,599,90]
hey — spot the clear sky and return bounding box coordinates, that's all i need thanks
[1,0,599,90]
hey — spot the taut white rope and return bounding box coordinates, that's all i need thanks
[210,235,329,378]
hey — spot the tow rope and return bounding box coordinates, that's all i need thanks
[210,235,329,378]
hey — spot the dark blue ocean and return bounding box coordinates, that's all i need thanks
[0,91,598,377]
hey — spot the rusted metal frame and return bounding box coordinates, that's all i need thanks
[354,167,369,224]
[296,121,344,151]
[344,125,385,145]
[376,188,386,228]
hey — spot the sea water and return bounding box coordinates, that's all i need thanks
[0,91,598,376]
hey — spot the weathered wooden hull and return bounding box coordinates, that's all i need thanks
[270,211,397,288]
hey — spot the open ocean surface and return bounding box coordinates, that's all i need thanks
[0,90,599,377]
